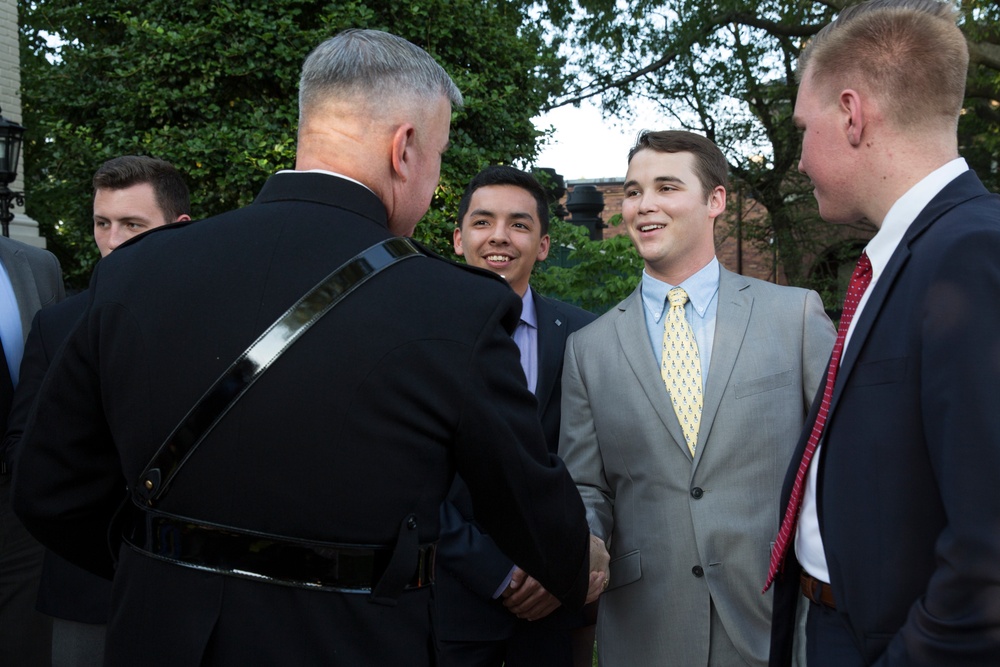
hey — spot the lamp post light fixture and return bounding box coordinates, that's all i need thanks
[0,107,26,238]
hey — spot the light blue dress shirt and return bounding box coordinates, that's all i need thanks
[0,260,24,385]
[640,257,720,390]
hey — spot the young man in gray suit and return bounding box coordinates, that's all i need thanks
[559,130,835,666]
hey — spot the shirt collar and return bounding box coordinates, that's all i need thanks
[866,158,968,280]
[641,257,720,323]
[276,168,376,195]
[520,285,538,329]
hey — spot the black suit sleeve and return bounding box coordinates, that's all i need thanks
[12,289,124,580]
[436,479,516,599]
[451,291,590,609]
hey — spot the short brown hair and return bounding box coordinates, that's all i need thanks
[627,130,729,199]
[798,0,967,129]
[92,156,191,224]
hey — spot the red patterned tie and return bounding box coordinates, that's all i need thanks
[763,251,872,592]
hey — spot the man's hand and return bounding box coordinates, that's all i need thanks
[586,533,611,604]
[502,567,562,621]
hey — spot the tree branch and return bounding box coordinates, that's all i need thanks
[547,12,826,111]
[968,39,1000,72]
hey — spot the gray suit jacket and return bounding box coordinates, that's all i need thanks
[0,236,65,345]
[0,235,63,446]
[559,266,834,667]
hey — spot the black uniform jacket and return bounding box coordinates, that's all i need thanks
[13,173,590,666]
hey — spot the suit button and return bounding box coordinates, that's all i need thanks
[691,487,703,499]
[692,565,704,577]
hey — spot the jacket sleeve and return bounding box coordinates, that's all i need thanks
[12,286,124,580]
[558,331,614,543]
[452,290,590,610]
[874,226,1000,665]
[436,479,517,599]
[799,290,836,410]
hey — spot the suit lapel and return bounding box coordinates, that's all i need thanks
[533,294,566,415]
[831,170,989,409]
[695,268,751,467]
[615,286,690,458]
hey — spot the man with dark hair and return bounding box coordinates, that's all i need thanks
[2,155,190,667]
[559,130,834,666]
[435,165,597,667]
[767,1,1000,664]
[12,31,600,666]
[0,236,63,667]
[90,155,191,257]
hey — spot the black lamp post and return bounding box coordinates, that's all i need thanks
[565,184,606,241]
[0,107,26,238]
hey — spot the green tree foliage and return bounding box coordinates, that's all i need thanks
[19,0,567,288]
[534,215,642,314]
[548,0,1000,304]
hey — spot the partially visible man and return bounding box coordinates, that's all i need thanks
[766,2,1000,665]
[0,235,64,666]
[3,155,190,667]
[434,165,597,667]
[560,130,835,666]
[12,30,600,666]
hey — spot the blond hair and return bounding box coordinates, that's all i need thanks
[798,0,967,128]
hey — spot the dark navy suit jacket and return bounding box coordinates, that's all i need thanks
[769,170,1000,666]
[3,292,112,623]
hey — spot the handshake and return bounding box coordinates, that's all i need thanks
[502,533,611,622]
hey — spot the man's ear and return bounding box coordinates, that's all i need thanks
[536,234,550,263]
[707,186,726,220]
[390,123,417,182]
[841,89,865,147]
[174,214,192,223]
[453,226,465,256]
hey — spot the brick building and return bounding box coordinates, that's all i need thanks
[560,177,874,303]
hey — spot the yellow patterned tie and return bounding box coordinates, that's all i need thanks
[661,287,703,456]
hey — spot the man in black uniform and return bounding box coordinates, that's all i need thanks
[12,29,602,666]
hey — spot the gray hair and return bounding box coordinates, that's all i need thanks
[298,29,463,122]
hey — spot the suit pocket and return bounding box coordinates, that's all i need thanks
[851,357,907,387]
[607,549,641,591]
[734,369,794,399]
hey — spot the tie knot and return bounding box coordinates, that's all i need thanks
[668,287,689,308]
[856,251,872,276]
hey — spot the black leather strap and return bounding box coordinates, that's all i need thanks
[134,237,423,506]
[124,504,435,595]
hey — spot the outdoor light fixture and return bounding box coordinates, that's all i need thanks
[0,107,26,238]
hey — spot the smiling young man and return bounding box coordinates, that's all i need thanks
[557,130,835,667]
[435,165,598,667]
